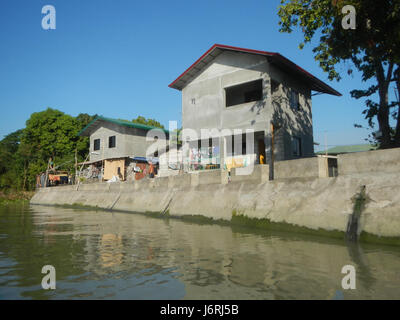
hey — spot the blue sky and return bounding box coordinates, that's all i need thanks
[0,0,380,150]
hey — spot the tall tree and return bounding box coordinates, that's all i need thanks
[132,116,165,129]
[0,108,97,190]
[0,130,23,190]
[278,0,400,148]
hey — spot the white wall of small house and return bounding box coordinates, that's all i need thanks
[88,122,168,162]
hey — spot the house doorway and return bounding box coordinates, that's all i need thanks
[258,138,266,164]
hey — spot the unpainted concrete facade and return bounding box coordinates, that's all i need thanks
[181,50,314,166]
[89,121,168,162]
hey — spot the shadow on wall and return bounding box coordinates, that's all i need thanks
[270,85,314,159]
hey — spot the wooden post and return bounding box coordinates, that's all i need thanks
[269,122,274,181]
[76,152,90,191]
[44,158,51,188]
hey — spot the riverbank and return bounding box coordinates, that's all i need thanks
[0,191,34,205]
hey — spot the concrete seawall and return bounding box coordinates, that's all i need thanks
[31,148,400,242]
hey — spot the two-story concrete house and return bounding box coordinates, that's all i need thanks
[78,116,169,180]
[169,44,341,171]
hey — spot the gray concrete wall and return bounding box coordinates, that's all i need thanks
[274,157,319,179]
[196,170,228,185]
[230,165,269,183]
[182,51,271,137]
[89,122,167,162]
[269,63,314,160]
[31,170,400,239]
[338,148,400,175]
[31,149,400,240]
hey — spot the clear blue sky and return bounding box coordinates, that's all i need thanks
[0,0,377,150]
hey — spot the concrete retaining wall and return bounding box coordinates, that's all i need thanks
[31,170,400,240]
[30,149,400,241]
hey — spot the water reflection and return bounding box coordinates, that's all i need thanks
[0,204,400,299]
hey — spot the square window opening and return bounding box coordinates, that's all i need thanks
[225,79,263,107]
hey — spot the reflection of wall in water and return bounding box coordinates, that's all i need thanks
[31,206,400,299]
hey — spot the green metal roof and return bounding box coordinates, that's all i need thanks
[78,116,169,137]
[316,144,377,155]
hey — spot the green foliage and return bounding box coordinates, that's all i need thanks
[0,108,97,191]
[0,130,24,190]
[132,116,165,129]
[278,0,400,148]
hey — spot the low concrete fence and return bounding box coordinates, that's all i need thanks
[195,170,228,185]
[230,165,269,183]
[274,157,320,179]
[47,148,400,193]
[338,147,400,175]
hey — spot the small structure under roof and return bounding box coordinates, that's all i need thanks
[169,44,341,96]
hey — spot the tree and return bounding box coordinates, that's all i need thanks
[75,113,98,158]
[132,116,165,129]
[0,130,23,190]
[76,113,98,128]
[0,108,97,191]
[278,0,400,148]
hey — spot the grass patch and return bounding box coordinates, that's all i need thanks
[231,212,346,240]
[178,214,230,226]
[359,232,400,246]
[0,191,35,205]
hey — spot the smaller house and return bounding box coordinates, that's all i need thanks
[78,116,169,181]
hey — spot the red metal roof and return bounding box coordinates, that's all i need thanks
[168,44,341,96]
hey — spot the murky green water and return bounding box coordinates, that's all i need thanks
[1,204,400,299]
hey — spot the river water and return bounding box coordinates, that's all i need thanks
[1,203,400,300]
